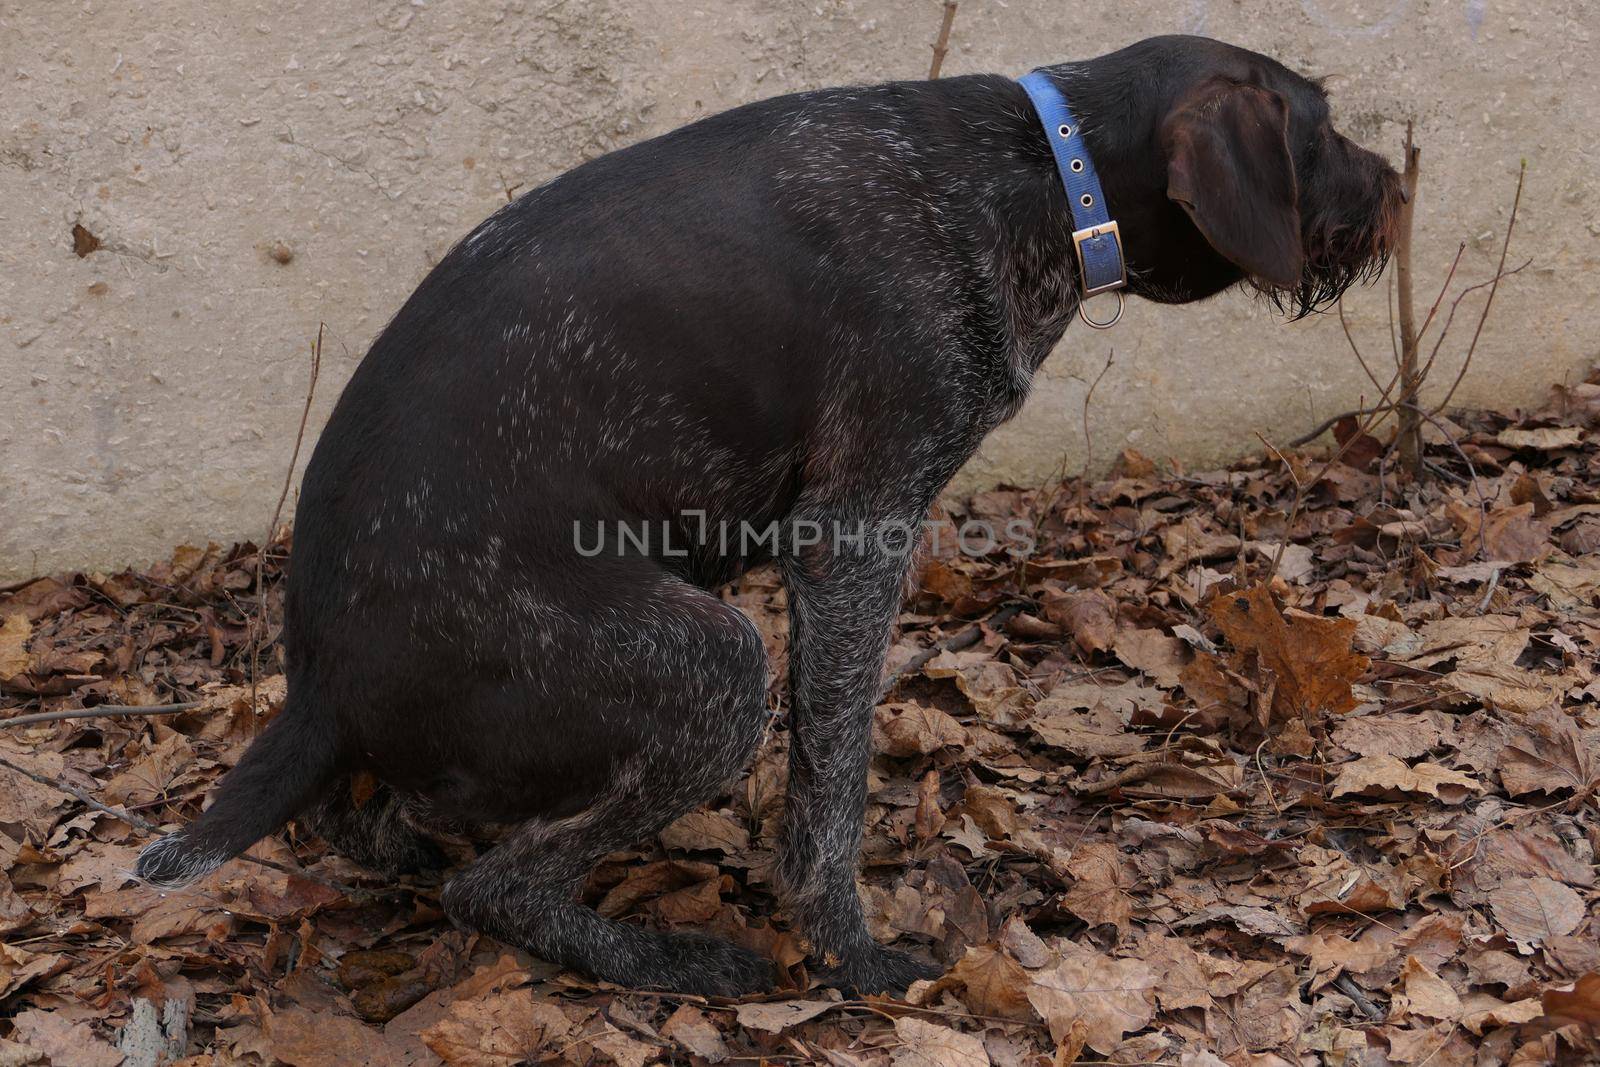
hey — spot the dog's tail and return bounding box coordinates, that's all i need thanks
[134,695,338,888]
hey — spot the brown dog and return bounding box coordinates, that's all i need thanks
[138,35,1400,995]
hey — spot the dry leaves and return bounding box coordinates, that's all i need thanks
[6,386,1600,1063]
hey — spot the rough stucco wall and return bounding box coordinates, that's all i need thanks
[1,0,1595,581]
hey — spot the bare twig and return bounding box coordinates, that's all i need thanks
[1025,348,1117,544]
[1429,160,1526,415]
[1416,242,1467,340]
[1256,358,1403,582]
[1416,258,1532,389]
[887,603,1024,685]
[1077,349,1116,511]
[927,1,958,79]
[1394,122,1423,480]
[251,326,323,710]
[2,703,199,730]
[1334,973,1385,1021]
[1406,403,1490,560]
[1338,299,1388,396]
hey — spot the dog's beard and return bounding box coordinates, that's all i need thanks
[1255,181,1402,320]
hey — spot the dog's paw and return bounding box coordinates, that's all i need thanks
[816,944,941,996]
[657,932,776,998]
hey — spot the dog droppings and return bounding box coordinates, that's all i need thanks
[268,242,295,265]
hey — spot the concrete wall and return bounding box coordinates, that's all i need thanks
[2,0,1595,582]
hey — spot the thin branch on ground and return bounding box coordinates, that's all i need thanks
[2,703,199,730]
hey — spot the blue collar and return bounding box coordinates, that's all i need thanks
[1017,71,1127,328]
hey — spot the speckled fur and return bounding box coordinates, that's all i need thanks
[135,36,1398,995]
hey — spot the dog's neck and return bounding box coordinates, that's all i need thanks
[907,70,1139,374]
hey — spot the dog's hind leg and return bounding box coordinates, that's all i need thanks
[439,577,775,996]
[301,778,446,877]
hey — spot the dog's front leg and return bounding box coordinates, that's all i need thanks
[776,514,939,993]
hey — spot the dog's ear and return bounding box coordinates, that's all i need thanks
[1162,81,1303,288]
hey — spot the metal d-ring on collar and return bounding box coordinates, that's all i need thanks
[1017,70,1127,330]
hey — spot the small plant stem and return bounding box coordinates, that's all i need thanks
[1394,122,1423,481]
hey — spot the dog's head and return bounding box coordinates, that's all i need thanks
[1069,36,1403,318]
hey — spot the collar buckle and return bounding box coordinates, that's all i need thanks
[1071,221,1127,297]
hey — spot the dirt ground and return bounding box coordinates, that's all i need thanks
[4,374,1600,1066]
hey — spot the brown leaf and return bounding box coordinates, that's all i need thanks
[874,702,968,757]
[420,989,572,1066]
[0,945,64,1001]
[1025,946,1157,1054]
[1042,589,1117,655]
[1488,876,1585,946]
[1207,584,1369,722]
[1391,956,1462,1022]
[0,742,68,839]
[659,810,750,854]
[1449,500,1549,563]
[0,614,31,682]
[1072,745,1244,800]
[661,1004,729,1063]
[1112,627,1188,687]
[1458,994,1542,1035]
[1497,706,1596,797]
[7,1010,122,1067]
[1539,972,1600,1030]
[596,859,719,919]
[1528,559,1600,611]
[890,1016,989,1067]
[1061,842,1134,932]
[1028,700,1145,759]
[733,998,838,1034]
[1329,755,1479,804]
[917,944,1036,1022]
[1496,426,1583,450]
[1330,714,1443,760]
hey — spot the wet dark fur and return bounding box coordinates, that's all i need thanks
[137,36,1400,995]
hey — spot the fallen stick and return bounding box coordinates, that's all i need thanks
[2,703,199,730]
[888,602,1024,685]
